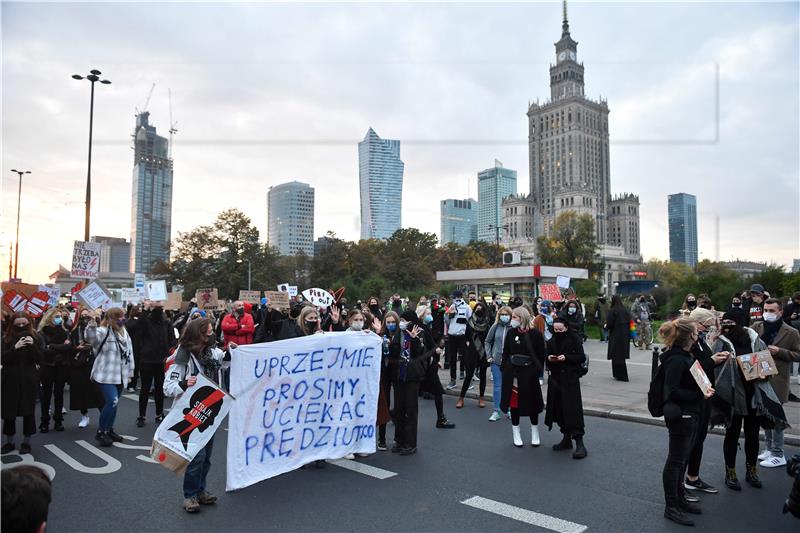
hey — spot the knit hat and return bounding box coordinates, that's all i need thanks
[722,311,745,327]
[688,307,716,325]
[400,310,419,324]
[189,307,206,318]
[750,283,765,294]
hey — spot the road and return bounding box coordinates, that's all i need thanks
[2,391,798,532]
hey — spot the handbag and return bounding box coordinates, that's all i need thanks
[510,354,533,367]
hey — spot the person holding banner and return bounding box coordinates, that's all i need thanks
[164,318,234,513]
[86,308,135,447]
[387,311,428,455]
[377,311,400,450]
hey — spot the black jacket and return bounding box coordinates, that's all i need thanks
[545,331,586,433]
[387,330,427,382]
[40,325,72,366]
[126,309,176,364]
[661,346,703,416]
[1,332,43,419]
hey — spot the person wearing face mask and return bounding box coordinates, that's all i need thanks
[367,296,384,323]
[456,302,490,409]
[68,307,104,429]
[377,312,401,450]
[743,284,766,325]
[545,318,588,458]
[416,307,455,429]
[387,311,428,455]
[606,295,632,382]
[681,294,698,317]
[445,291,472,389]
[1,312,44,455]
[86,308,136,447]
[485,306,513,421]
[750,298,800,468]
[533,300,554,341]
[559,300,586,343]
[594,294,610,342]
[37,309,72,433]
[125,300,177,427]
[501,306,547,447]
[630,294,653,350]
[221,301,255,349]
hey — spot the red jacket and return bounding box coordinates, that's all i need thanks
[221,310,255,348]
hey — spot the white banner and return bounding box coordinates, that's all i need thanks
[152,373,234,474]
[226,331,382,491]
[301,287,335,308]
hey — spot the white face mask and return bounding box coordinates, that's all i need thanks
[763,312,780,323]
[350,321,364,330]
[399,321,408,331]
[568,307,577,315]
[510,319,521,328]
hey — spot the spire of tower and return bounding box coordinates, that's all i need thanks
[562,0,570,35]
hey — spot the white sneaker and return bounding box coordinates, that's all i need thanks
[757,449,773,461]
[512,425,523,447]
[62,407,68,414]
[539,378,544,386]
[78,415,90,428]
[489,411,502,422]
[531,424,541,447]
[344,453,355,460]
[760,455,786,468]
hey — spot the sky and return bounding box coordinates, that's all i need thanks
[2,0,799,283]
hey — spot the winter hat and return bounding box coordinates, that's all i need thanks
[400,310,419,325]
[722,311,745,327]
[689,307,716,326]
[189,307,206,318]
[750,283,765,294]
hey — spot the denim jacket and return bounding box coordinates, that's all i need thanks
[484,323,509,364]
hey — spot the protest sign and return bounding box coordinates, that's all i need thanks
[38,285,61,307]
[1,282,51,317]
[165,292,184,311]
[239,290,261,304]
[152,373,234,474]
[736,350,779,381]
[301,288,335,308]
[226,331,382,491]
[71,241,102,279]
[690,360,713,397]
[288,286,298,297]
[121,288,141,303]
[277,283,290,293]
[134,273,146,298]
[196,288,221,311]
[538,283,562,301]
[77,281,112,310]
[263,290,290,310]
[146,280,168,301]
[556,275,571,290]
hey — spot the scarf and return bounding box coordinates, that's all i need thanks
[175,344,221,381]
[760,320,781,346]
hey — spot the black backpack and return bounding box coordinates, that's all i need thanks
[647,361,666,417]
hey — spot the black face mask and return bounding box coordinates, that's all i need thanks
[687,301,697,309]
[14,324,29,333]
[475,309,484,317]
[732,302,741,308]
[304,320,317,331]
[554,330,568,337]
[721,326,735,335]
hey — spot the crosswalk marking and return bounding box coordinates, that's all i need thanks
[330,458,397,480]
[461,495,588,533]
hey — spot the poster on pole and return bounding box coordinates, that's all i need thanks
[196,288,221,311]
[71,241,102,279]
[263,290,290,310]
[76,280,113,310]
[152,372,234,474]
[134,274,146,298]
[165,292,184,311]
[238,290,261,304]
[226,331,382,491]
[538,283,562,302]
[145,280,168,301]
[277,283,289,293]
[301,288,335,308]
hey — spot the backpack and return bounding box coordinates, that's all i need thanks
[647,361,666,417]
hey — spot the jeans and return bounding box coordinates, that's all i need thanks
[600,326,609,342]
[138,362,165,418]
[765,427,785,458]
[184,436,214,498]
[491,363,503,411]
[663,415,697,507]
[98,384,120,431]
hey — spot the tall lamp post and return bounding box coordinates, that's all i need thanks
[72,69,111,242]
[10,169,30,279]
[487,223,509,266]
[237,258,252,291]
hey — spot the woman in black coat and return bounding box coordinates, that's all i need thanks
[68,307,104,429]
[414,307,454,429]
[457,302,491,409]
[545,318,587,458]
[387,310,428,455]
[606,295,632,381]
[2,312,44,455]
[500,306,547,447]
[38,309,73,433]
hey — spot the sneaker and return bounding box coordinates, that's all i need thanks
[684,478,718,494]
[155,414,165,423]
[126,386,136,393]
[62,407,68,415]
[197,490,217,505]
[446,380,457,390]
[39,422,49,434]
[136,417,145,428]
[467,383,475,391]
[345,453,356,460]
[757,449,773,461]
[19,442,32,455]
[539,378,544,386]
[436,416,455,429]
[1,443,15,454]
[183,497,200,513]
[760,455,786,468]
[78,415,90,428]
[107,430,124,443]
[664,507,694,527]
[377,440,387,451]
[682,491,700,503]
[489,411,502,422]
[95,431,113,447]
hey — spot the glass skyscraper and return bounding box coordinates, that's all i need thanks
[668,193,698,267]
[477,162,517,243]
[440,199,478,245]
[267,181,315,256]
[129,112,173,274]
[359,128,404,240]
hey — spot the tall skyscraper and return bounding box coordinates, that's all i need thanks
[91,236,131,273]
[359,128,404,240]
[267,181,315,256]
[477,161,517,243]
[129,112,173,274]
[668,193,698,267]
[440,198,478,245]
[608,194,641,257]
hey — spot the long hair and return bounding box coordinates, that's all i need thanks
[381,311,400,337]
[71,305,89,333]
[37,308,61,331]
[511,306,533,330]
[493,305,513,325]
[4,312,35,344]
[179,318,212,354]
[610,295,624,310]
[296,306,320,336]
[658,319,696,351]
[101,308,125,334]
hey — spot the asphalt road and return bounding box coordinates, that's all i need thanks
[2,392,798,533]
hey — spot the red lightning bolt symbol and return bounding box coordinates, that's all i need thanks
[179,389,225,437]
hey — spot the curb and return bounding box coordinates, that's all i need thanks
[443,389,800,447]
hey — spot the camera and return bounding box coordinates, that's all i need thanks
[783,454,800,518]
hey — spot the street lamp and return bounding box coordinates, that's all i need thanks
[72,69,111,242]
[10,169,30,279]
[487,223,509,266]
[237,258,252,291]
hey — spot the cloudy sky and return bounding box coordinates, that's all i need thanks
[2,0,798,283]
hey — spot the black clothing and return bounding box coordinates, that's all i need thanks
[126,310,176,364]
[1,333,43,420]
[500,328,546,417]
[663,415,698,508]
[40,325,71,424]
[419,326,445,396]
[387,331,427,383]
[393,381,420,449]
[460,315,489,397]
[558,308,586,339]
[67,325,104,412]
[545,331,586,437]
[606,306,631,380]
[724,414,759,467]
[138,362,166,417]
[686,339,715,478]
[661,347,703,417]
[3,416,35,437]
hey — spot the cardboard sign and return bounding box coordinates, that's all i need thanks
[538,283,562,301]
[263,290,290,310]
[238,290,261,304]
[77,281,113,310]
[146,280,168,302]
[690,360,713,397]
[556,275,571,290]
[736,350,779,381]
[121,288,141,303]
[165,291,184,311]
[71,240,102,279]
[226,332,381,490]
[1,282,51,317]
[152,372,233,474]
[301,288,335,308]
[196,288,221,311]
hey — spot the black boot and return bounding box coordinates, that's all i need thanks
[745,464,762,488]
[436,415,455,429]
[53,420,65,432]
[39,421,49,434]
[552,433,572,451]
[678,499,702,515]
[107,430,124,443]
[95,431,113,447]
[664,506,694,527]
[725,467,741,491]
[572,437,587,459]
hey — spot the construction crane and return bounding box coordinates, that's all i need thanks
[168,88,178,159]
[135,82,156,116]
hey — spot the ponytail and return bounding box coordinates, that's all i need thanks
[658,318,696,351]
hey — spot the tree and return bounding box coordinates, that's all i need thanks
[750,264,787,297]
[536,212,600,274]
[383,228,438,291]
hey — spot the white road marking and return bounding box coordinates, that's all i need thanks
[461,495,588,533]
[44,440,122,475]
[113,435,158,463]
[123,393,151,403]
[330,458,397,480]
